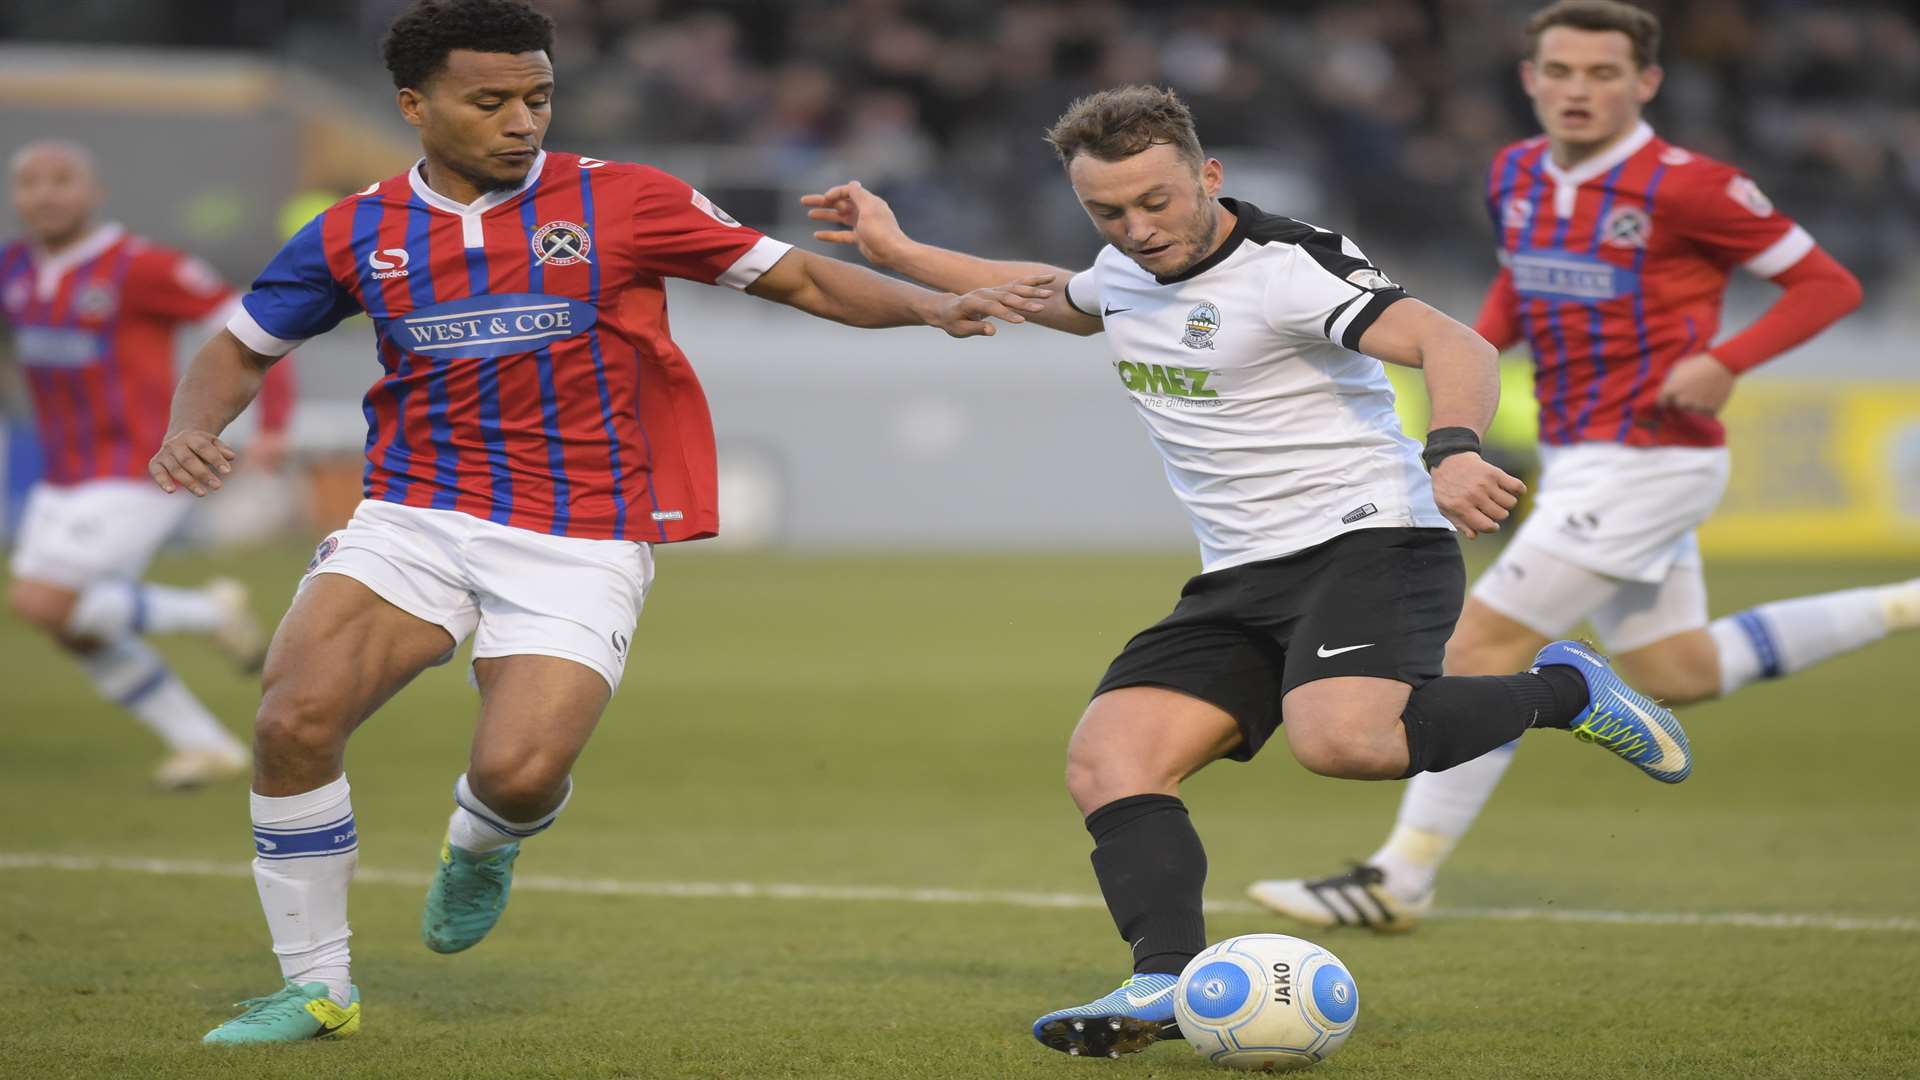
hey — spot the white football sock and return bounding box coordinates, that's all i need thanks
[447,772,571,853]
[1710,585,1895,697]
[67,579,227,640]
[78,638,243,753]
[252,776,357,1007]
[1368,742,1519,900]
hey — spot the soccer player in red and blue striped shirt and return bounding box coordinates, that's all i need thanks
[1252,0,1918,934]
[155,0,1049,1043]
[4,139,291,792]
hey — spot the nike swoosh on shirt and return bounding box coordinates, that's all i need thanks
[1103,305,1133,317]
[1618,695,1688,774]
[1317,643,1375,658]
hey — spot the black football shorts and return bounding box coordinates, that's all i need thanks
[1092,527,1465,761]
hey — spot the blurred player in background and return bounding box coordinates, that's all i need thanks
[1,139,291,790]
[804,84,1695,1059]
[1251,0,1920,934]
[152,0,1042,1045]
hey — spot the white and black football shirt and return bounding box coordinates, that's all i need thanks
[1065,198,1450,572]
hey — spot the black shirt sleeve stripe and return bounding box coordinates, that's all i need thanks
[1295,229,1375,279]
[1323,294,1363,339]
[1339,289,1409,352]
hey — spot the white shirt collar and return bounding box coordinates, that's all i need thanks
[33,220,125,273]
[406,151,548,216]
[1543,121,1654,187]
[32,221,126,300]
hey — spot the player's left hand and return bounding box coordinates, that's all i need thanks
[149,428,236,497]
[930,275,1055,338]
[1430,452,1526,540]
[1655,352,1737,414]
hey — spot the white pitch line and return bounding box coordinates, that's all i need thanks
[2,852,1915,934]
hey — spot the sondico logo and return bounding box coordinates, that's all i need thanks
[369,248,411,280]
[1115,360,1219,400]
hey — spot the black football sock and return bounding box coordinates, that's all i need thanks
[1398,666,1589,778]
[1085,793,1207,977]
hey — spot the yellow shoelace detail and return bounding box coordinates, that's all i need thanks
[1572,708,1650,761]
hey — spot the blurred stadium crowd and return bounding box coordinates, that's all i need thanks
[6,0,1918,294]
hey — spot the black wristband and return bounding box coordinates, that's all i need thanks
[1422,426,1481,472]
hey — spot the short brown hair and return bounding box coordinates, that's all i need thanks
[1044,85,1204,169]
[1527,1,1661,70]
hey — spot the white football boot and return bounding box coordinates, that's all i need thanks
[205,577,269,673]
[1247,864,1431,934]
[154,745,251,790]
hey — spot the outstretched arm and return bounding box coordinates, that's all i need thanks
[802,181,1102,336]
[1358,298,1526,539]
[149,329,278,496]
[745,247,1053,338]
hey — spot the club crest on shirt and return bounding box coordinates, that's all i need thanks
[1181,301,1221,350]
[532,220,593,266]
[1600,205,1652,249]
[1503,197,1534,231]
[73,282,118,318]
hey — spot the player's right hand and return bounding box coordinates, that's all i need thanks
[801,180,909,267]
[149,429,237,496]
[1429,451,1526,540]
[931,275,1055,338]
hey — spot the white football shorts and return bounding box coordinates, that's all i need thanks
[1472,442,1730,652]
[9,479,194,589]
[300,500,654,693]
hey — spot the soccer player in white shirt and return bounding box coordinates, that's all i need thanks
[803,84,1693,1059]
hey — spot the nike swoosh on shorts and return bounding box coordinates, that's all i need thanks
[1317,643,1375,658]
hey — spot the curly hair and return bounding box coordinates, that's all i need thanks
[1044,85,1204,170]
[382,0,556,90]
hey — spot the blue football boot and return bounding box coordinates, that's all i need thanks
[1032,972,1182,1058]
[1535,640,1692,783]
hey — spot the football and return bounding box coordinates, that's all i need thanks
[1174,934,1359,1071]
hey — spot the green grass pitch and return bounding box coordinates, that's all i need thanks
[2,543,1917,1078]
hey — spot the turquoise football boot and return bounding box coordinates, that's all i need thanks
[203,980,360,1044]
[421,836,520,953]
[1535,639,1692,783]
[1032,972,1183,1057]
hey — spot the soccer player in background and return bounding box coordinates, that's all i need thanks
[2,139,290,790]
[152,0,1050,1045]
[803,84,1693,1058]
[1250,0,1919,934]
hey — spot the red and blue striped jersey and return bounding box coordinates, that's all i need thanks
[1481,123,1811,448]
[228,150,790,542]
[1,224,292,486]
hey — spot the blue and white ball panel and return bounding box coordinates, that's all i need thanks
[1312,962,1359,1025]
[1184,960,1255,1021]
